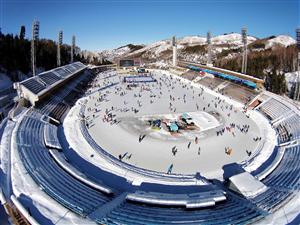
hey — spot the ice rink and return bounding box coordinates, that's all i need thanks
[83,70,263,177]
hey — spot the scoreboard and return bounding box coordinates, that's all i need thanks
[120,59,134,67]
[119,58,141,67]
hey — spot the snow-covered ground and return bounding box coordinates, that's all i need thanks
[64,69,270,180]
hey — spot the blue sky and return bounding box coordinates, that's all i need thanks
[1,0,299,51]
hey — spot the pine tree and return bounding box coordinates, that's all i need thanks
[19,26,25,40]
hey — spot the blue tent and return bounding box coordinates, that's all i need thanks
[170,122,179,132]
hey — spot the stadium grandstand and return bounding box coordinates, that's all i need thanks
[0,60,300,225]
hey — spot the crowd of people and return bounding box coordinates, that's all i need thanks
[81,69,262,174]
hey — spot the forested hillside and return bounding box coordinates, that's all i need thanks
[0,26,108,82]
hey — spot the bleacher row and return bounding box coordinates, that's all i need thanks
[20,62,85,95]
[35,67,92,122]
[126,190,226,209]
[257,98,300,174]
[100,193,264,225]
[16,111,113,217]
[251,97,300,215]
[0,86,14,97]
[250,187,292,213]
[97,150,299,224]
[247,146,300,215]
[257,98,291,120]
[258,97,300,145]
[275,113,300,143]
[262,146,300,190]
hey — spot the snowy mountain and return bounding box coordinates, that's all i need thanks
[127,40,171,58]
[265,35,296,49]
[211,33,257,46]
[97,44,145,61]
[177,36,206,46]
[100,45,131,60]
[88,34,295,64]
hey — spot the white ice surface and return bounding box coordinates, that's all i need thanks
[64,69,268,180]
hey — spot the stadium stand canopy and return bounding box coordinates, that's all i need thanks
[16,62,86,106]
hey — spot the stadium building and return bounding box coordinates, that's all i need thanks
[0,46,300,225]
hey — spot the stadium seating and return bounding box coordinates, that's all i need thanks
[37,95,69,121]
[49,102,69,121]
[126,190,226,208]
[262,146,300,190]
[35,68,90,121]
[100,193,263,225]
[16,112,112,216]
[258,98,291,120]
[276,124,290,143]
[275,114,300,143]
[0,86,14,96]
[8,67,300,224]
[249,188,293,212]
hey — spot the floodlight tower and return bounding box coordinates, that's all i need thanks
[31,20,40,76]
[57,30,63,67]
[207,31,212,65]
[71,35,76,63]
[293,28,300,101]
[172,36,177,67]
[241,27,248,74]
